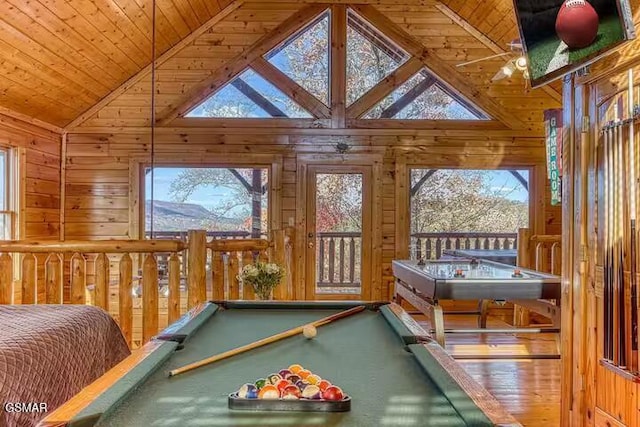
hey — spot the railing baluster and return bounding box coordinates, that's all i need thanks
[242,251,255,300]
[212,250,224,300]
[228,251,240,299]
[493,238,500,250]
[339,238,345,284]
[94,253,109,310]
[168,253,181,322]
[119,253,133,347]
[45,253,63,304]
[415,238,421,259]
[465,237,471,250]
[435,239,442,259]
[425,239,431,259]
[0,253,12,304]
[70,253,86,305]
[142,254,158,344]
[318,237,325,284]
[187,230,206,309]
[454,237,461,249]
[21,254,36,304]
[328,238,335,283]
[349,237,355,283]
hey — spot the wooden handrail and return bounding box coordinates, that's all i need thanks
[530,235,562,243]
[207,238,270,252]
[0,240,186,253]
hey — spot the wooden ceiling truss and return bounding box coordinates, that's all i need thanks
[156,3,519,130]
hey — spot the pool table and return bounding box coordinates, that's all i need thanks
[40,301,519,427]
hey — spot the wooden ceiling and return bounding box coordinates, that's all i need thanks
[0,0,566,130]
[0,0,233,127]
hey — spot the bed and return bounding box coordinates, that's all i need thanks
[0,305,130,427]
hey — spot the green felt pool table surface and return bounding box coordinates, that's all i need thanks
[48,302,519,427]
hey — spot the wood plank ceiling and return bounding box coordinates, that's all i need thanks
[0,0,562,129]
[0,0,233,127]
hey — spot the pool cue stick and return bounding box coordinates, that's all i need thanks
[604,126,610,360]
[619,120,628,368]
[629,72,638,371]
[615,123,623,366]
[608,124,615,360]
[168,305,366,377]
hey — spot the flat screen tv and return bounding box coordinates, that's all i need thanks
[512,0,636,87]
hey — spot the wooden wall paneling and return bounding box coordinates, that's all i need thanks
[330,4,347,129]
[158,3,326,125]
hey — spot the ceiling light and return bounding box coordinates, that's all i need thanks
[515,56,528,71]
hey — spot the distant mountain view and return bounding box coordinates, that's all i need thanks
[145,200,244,232]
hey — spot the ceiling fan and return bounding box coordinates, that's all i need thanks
[456,39,529,83]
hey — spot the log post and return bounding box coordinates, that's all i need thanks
[21,254,36,304]
[0,253,13,304]
[187,230,207,308]
[168,253,181,323]
[514,228,531,326]
[70,253,86,305]
[119,253,133,346]
[45,253,63,304]
[94,253,110,310]
[272,229,286,300]
[142,254,158,344]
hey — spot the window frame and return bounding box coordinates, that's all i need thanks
[0,146,21,241]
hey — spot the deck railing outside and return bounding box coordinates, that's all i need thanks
[316,232,361,288]
[410,232,518,261]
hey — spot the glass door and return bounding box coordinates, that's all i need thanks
[305,165,372,299]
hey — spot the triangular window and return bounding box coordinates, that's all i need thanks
[265,12,330,106]
[363,69,487,120]
[346,9,409,105]
[186,68,312,118]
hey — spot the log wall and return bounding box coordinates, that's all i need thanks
[64,128,560,301]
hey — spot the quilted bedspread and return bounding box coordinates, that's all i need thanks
[0,305,130,427]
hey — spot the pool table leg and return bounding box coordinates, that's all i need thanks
[478,299,490,328]
[431,303,445,347]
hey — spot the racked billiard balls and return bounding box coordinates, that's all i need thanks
[298,369,311,380]
[254,378,267,389]
[278,369,291,378]
[306,374,321,385]
[275,379,290,394]
[286,374,300,383]
[237,383,258,399]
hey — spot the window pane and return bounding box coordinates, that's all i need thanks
[145,167,269,239]
[0,150,5,211]
[409,169,529,260]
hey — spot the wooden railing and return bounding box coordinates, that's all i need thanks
[516,228,562,275]
[410,232,518,260]
[0,228,293,348]
[316,231,361,288]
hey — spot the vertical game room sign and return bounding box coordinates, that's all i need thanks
[545,109,562,206]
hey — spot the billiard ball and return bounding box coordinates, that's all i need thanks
[278,369,291,378]
[267,373,282,385]
[303,324,317,339]
[317,379,332,392]
[275,379,290,394]
[288,364,303,374]
[306,374,321,385]
[254,378,267,389]
[298,369,311,380]
[286,374,300,383]
[237,383,258,399]
[294,379,308,390]
[322,385,344,401]
[301,384,321,399]
[282,384,301,399]
[258,384,279,399]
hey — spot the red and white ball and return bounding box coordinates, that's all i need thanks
[555,0,599,49]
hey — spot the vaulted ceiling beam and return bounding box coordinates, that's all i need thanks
[346,57,423,119]
[380,76,436,118]
[158,4,328,126]
[230,79,288,117]
[251,57,331,118]
[351,4,528,130]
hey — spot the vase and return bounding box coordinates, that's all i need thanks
[255,292,272,301]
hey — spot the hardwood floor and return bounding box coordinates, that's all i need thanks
[413,312,561,427]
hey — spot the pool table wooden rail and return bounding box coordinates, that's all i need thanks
[38,301,521,427]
